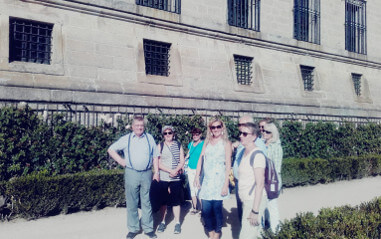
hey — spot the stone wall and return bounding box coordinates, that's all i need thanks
[0,0,380,122]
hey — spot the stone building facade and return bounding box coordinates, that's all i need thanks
[0,0,380,124]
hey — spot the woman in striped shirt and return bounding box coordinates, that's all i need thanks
[156,125,185,235]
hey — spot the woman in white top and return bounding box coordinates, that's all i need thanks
[238,122,267,239]
[194,118,232,239]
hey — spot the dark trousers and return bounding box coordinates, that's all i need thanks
[235,179,243,223]
[201,199,223,233]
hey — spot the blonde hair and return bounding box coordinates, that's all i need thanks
[205,117,229,144]
[264,123,280,144]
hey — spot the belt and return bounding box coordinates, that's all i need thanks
[125,167,151,172]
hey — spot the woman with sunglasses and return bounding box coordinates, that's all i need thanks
[263,123,283,233]
[156,125,185,234]
[194,118,232,239]
[186,127,204,215]
[238,122,267,239]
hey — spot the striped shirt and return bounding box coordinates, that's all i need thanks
[159,141,181,181]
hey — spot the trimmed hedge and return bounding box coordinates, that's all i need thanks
[5,169,125,219]
[280,121,381,159]
[263,197,381,238]
[282,154,381,187]
[2,154,381,220]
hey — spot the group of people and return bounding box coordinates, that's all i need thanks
[107,115,283,239]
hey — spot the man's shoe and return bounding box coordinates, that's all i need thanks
[126,232,138,239]
[174,223,181,234]
[145,231,157,238]
[157,222,166,233]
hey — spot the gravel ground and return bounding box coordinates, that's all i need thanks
[1,176,381,239]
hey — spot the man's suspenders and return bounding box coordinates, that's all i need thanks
[127,133,152,171]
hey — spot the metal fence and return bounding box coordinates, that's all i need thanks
[1,100,381,128]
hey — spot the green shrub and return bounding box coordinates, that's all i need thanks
[282,154,381,187]
[2,106,381,183]
[0,106,53,181]
[263,197,381,238]
[47,115,115,175]
[145,113,206,150]
[5,169,124,219]
[280,121,381,159]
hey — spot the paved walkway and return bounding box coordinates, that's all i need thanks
[1,176,381,239]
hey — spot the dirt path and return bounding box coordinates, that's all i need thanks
[1,176,381,239]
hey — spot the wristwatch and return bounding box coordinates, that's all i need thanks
[251,209,259,214]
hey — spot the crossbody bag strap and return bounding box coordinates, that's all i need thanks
[165,141,181,164]
[248,150,261,196]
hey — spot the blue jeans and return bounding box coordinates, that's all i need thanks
[124,168,153,233]
[201,199,223,233]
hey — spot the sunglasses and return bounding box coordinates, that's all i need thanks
[210,125,222,130]
[264,130,272,134]
[259,125,265,129]
[239,131,252,137]
[163,131,173,135]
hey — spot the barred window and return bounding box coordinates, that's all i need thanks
[300,65,314,91]
[345,0,367,54]
[228,0,260,31]
[9,17,53,64]
[293,0,320,44]
[136,0,181,14]
[352,73,362,96]
[143,39,171,77]
[234,55,253,85]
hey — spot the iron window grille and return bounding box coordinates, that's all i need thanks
[293,0,320,44]
[300,65,314,91]
[228,0,260,31]
[143,39,171,77]
[9,17,53,64]
[234,55,253,85]
[345,0,367,54]
[136,0,181,14]
[352,73,362,96]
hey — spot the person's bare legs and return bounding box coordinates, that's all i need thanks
[173,205,180,222]
[208,231,216,239]
[156,205,167,233]
[191,196,198,211]
[159,205,167,222]
[214,232,221,239]
[173,205,182,233]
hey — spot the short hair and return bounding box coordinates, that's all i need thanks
[242,122,261,137]
[191,127,202,134]
[239,115,254,124]
[132,115,144,124]
[162,125,175,134]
